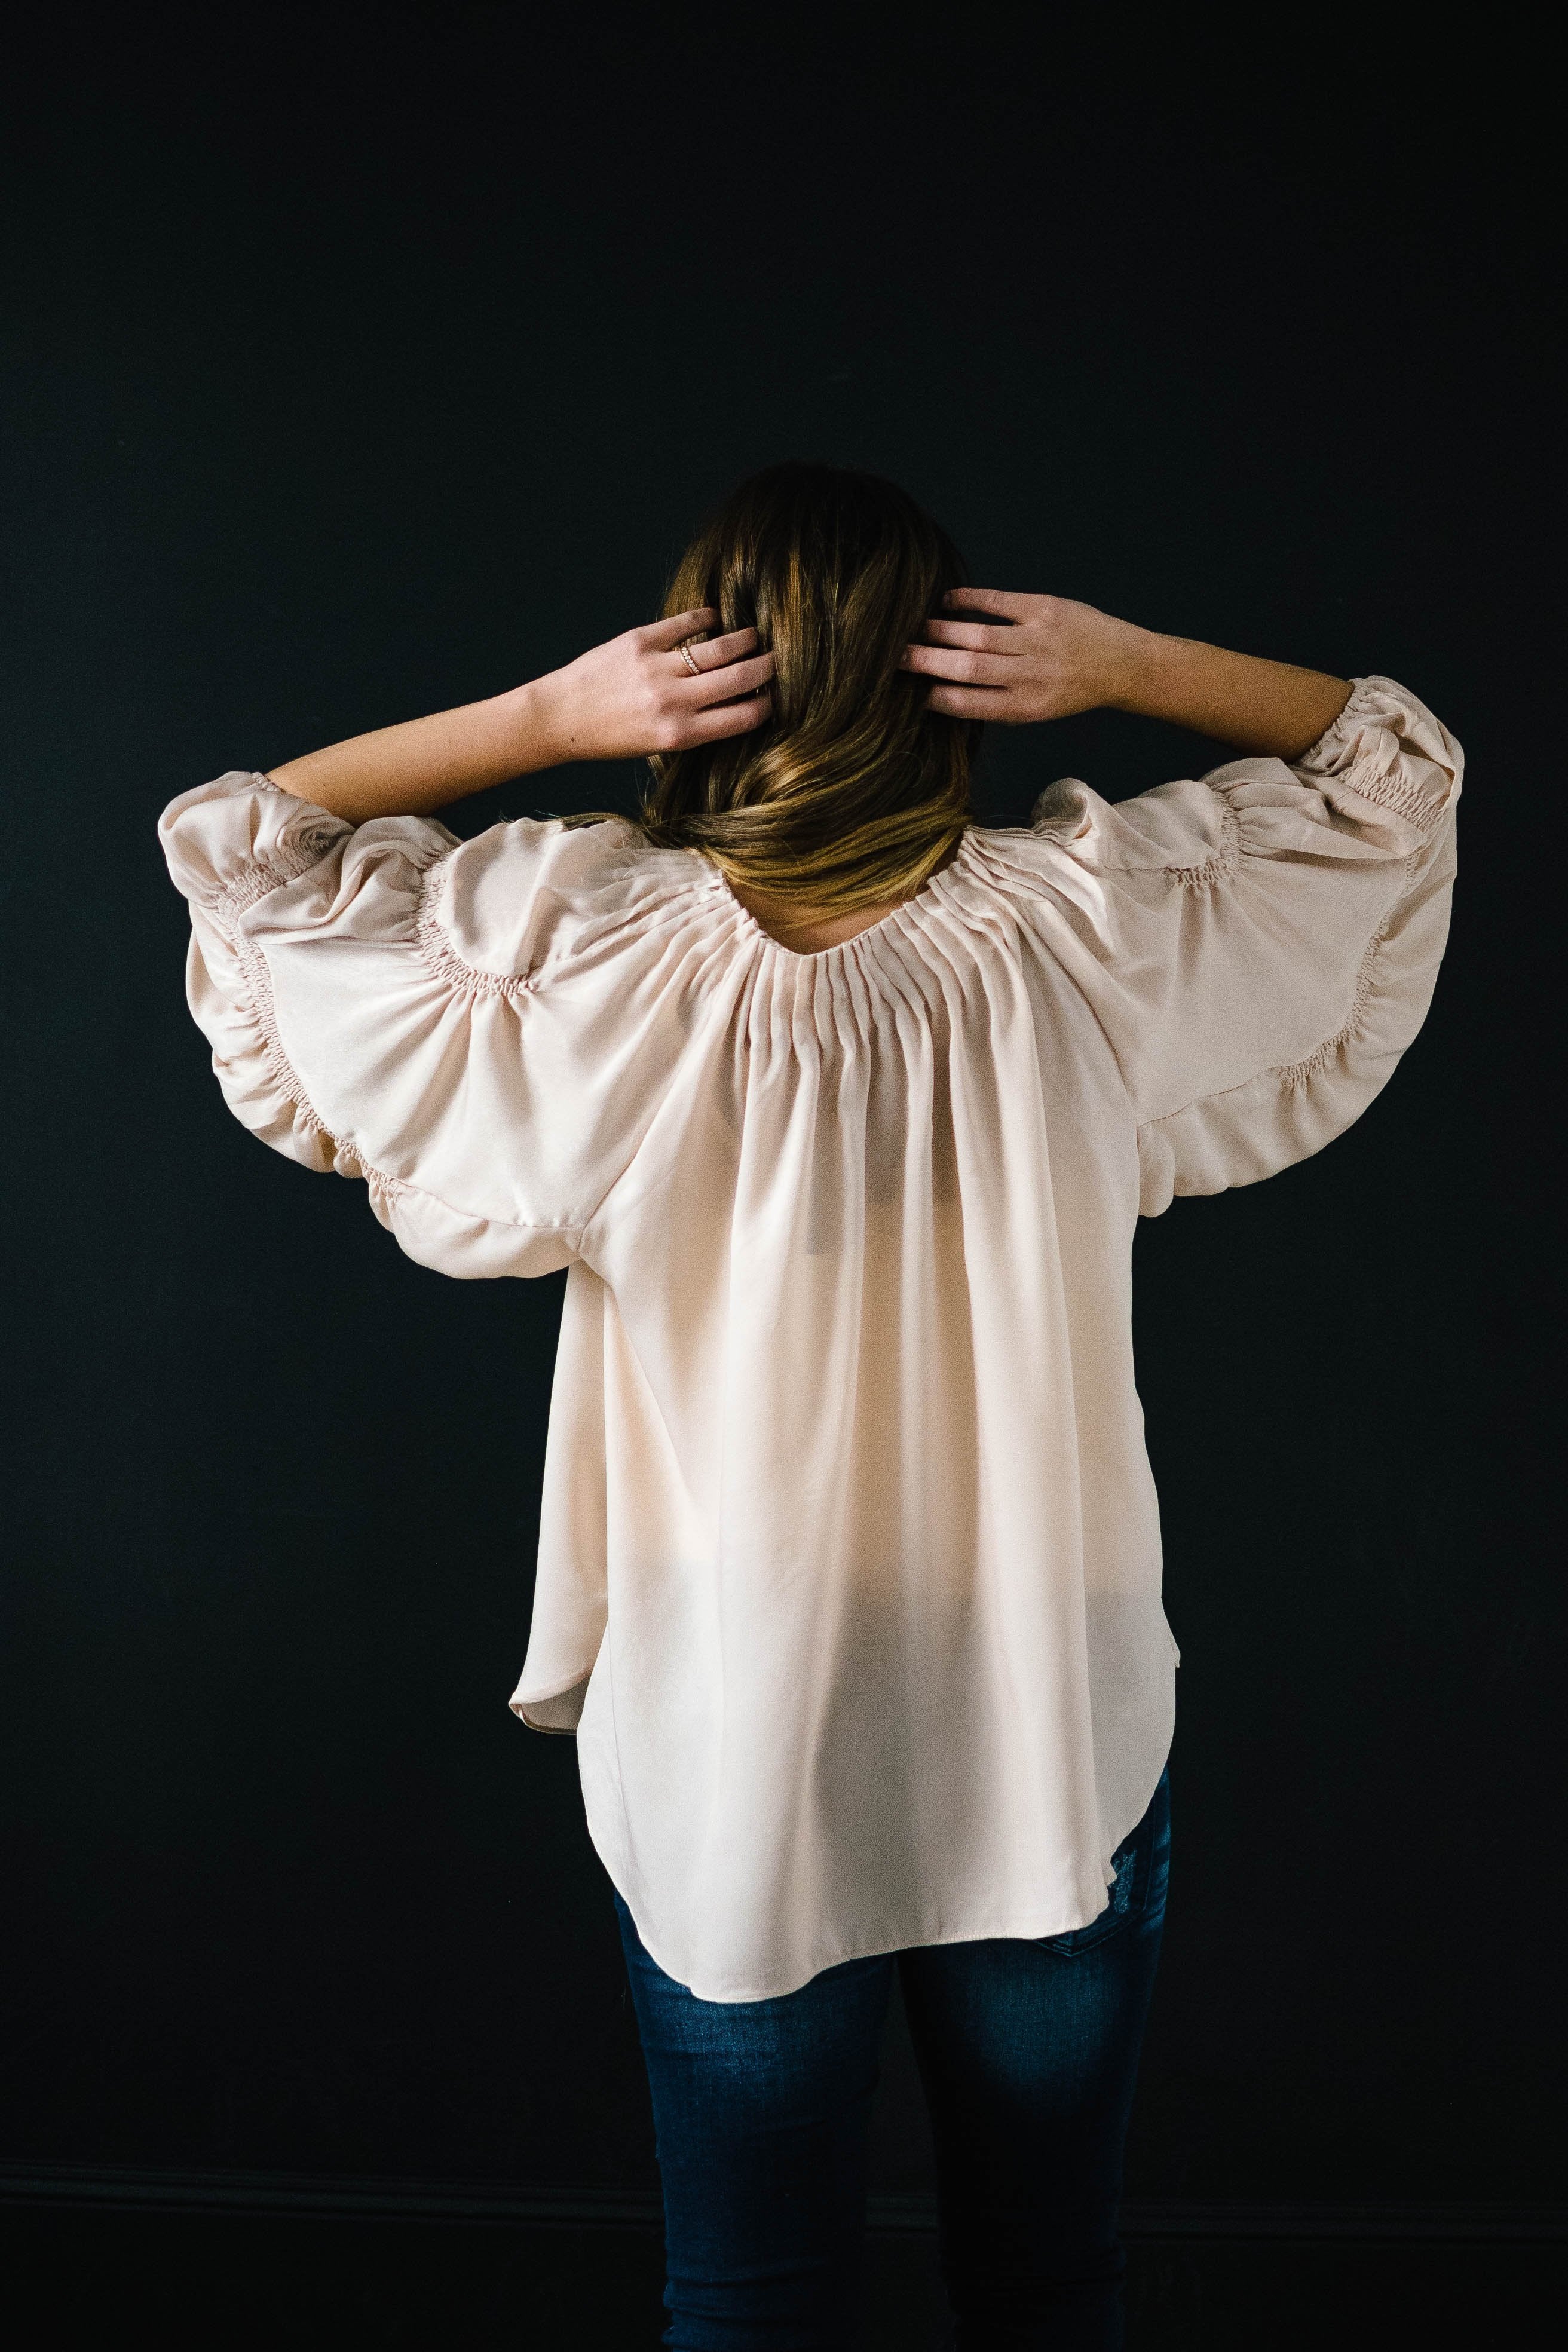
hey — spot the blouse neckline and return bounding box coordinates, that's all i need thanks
[695,828,981,966]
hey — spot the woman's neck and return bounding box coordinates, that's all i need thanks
[727,840,962,956]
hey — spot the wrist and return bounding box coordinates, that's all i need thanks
[504,673,571,773]
[1103,626,1181,718]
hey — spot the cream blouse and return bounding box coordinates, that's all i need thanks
[159,676,1461,2000]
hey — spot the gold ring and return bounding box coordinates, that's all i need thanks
[678,641,702,677]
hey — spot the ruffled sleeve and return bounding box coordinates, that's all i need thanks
[1028,676,1462,1214]
[158,773,673,1278]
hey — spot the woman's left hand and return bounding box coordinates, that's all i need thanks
[902,589,1148,723]
[904,589,1352,758]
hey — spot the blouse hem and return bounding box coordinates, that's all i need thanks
[590,1738,1175,2004]
[509,1669,593,1737]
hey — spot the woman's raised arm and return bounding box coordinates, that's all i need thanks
[904,590,1350,761]
[267,609,774,823]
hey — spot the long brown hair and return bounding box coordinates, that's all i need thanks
[638,464,981,912]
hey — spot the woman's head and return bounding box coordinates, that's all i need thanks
[640,463,981,912]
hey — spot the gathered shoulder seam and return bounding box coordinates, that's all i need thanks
[206,855,581,1237]
[1165,788,1241,889]
[1311,752,1447,837]
[416,849,540,1000]
[1055,786,1241,890]
[412,842,721,999]
[214,838,327,920]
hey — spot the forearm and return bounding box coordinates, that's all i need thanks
[264,604,773,822]
[267,679,562,822]
[909,591,1353,756]
[1113,632,1352,761]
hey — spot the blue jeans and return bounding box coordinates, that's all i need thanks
[614,1768,1170,2350]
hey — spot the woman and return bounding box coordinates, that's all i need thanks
[158,464,1460,2349]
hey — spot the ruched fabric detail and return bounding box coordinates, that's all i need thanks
[159,674,1459,1999]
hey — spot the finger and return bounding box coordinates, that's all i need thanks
[902,643,1016,687]
[643,606,719,651]
[681,692,773,744]
[672,626,760,674]
[677,650,775,703]
[944,587,1031,621]
[918,618,1021,653]
[924,683,1007,719]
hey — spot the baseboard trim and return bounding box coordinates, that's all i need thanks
[1,2164,1564,2243]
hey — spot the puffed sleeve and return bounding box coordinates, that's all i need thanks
[158,773,669,1277]
[1030,677,1461,1213]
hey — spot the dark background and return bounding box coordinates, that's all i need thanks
[3,7,1563,2343]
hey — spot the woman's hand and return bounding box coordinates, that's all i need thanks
[904,589,1351,760]
[268,608,774,822]
[902,590,1148,724]
[531,607,775,762]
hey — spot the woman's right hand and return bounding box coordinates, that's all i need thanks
[531,607,776,763]
[268,610,775,823]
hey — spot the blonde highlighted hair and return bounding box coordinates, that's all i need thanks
[636,464,982,913]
